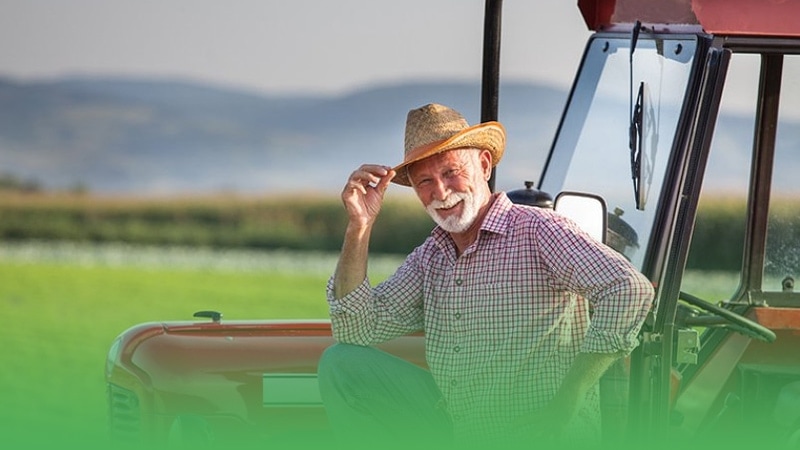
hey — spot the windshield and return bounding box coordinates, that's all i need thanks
[540,36,698,269]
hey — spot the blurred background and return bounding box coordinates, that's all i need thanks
[0,0,588,196]
[0,1,589,446]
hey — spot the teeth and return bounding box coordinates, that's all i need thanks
[438,200,461,210]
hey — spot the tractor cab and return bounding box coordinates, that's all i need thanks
[497,0,800,446]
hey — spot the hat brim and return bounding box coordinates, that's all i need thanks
[392,121,506,187]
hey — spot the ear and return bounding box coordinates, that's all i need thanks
[479,149,493,181]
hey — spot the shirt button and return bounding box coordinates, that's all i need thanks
[455,278,463,286]
[454,312,461,320]
[451,379,458,386]
[454,345,461,353]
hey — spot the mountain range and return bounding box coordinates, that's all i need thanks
[0,77,568,196]
[3,75,795,197]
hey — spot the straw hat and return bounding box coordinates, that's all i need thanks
[392,103,506,186]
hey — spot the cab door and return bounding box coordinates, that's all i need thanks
[650,40,800,447]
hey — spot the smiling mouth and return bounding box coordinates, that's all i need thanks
[437,200,463,211]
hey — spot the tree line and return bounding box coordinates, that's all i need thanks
[0,192,433,255]
[0,192,796,271]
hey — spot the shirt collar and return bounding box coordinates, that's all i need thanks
[479,192,514,236]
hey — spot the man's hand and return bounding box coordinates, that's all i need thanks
[333,164,395,299]
[341,164,396,228]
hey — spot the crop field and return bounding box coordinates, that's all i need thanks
[0,242,402,448]
[0,240,738,448]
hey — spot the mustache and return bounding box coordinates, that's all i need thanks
[428,192,468,210]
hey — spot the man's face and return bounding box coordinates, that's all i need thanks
[408,148,492,233]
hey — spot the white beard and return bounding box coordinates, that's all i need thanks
[425,189,487,233]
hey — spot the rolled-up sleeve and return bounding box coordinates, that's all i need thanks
[580,269,654,354]
[536,213,655,355]
[326,249,427,346]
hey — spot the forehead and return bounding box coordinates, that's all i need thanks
[408,149,475,174]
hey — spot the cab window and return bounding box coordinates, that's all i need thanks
[764,55,800,293]
[680,54,758,301]
[540,36,698,269]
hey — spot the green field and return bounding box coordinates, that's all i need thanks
[0,241,741,448]
[0,243,402,448]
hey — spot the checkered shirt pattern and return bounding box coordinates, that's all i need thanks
[327,193,654,444]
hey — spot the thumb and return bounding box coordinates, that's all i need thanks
[377,168,396,193]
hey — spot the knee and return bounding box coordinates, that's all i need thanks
[317,343,375,398]
[318,343,371,378]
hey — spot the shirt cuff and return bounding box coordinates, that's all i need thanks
[326,276,371,315]
[580,326,641,355]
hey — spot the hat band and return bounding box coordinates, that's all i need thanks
[402,138,449,166]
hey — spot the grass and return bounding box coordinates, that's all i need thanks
[0,243,402,448]
[0,241,745,448]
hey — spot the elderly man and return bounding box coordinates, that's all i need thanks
[318,103,654,447]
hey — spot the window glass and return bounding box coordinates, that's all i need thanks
[764,55,800,292]
[541,37,697,268]
[680,54,759,300]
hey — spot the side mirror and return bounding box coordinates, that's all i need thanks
[553,191,607,244]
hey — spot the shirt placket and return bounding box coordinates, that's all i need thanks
[445,258,470,426]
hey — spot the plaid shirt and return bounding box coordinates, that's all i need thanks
[327,193,654,443]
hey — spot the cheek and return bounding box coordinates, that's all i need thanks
[414,189,431,207]
[452,176,477,192]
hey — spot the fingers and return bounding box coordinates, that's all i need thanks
[375,167,396,193]
[344,164,394,195]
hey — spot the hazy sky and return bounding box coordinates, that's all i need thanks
[0,0,591,95]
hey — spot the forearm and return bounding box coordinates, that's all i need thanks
[333,222,372,300]
[515,351,621,438]
[329,242,426,347]
[333,164,395,299]
[550,351,621,417]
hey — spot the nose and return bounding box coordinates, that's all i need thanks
[430,177,450,201]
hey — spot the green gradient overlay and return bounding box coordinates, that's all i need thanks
[2,254,797,449]
[1,260,329,448]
